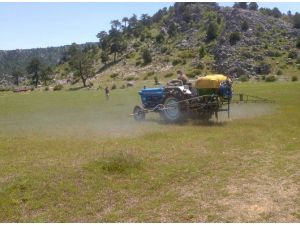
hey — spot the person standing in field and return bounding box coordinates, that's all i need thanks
[177,70,189,85]
[105,86,110,100]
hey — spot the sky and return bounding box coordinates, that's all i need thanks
[1,2,300,50]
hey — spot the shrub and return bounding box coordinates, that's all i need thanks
[172,58,182,66]
[293,12,300,29]
[53,84,63,91]
[186,69,202,78]
[199,46,206,59]
[164,72,174,78]
[257,62,272,75]
[288,51,298,59]
[296,38,300,49]
[136,60,142,66]
[239,75,249,82]
[147,71,155,76]
[206,21,218,41]
[154,76,159,85]
[120,84,126,89]
[241,21,249,31]
[141,48,152,65]
[110,73,118,79]
[177,50,195,59]
[44,86,49,91]
[125,76,135,81]
[291,76,298,81]
[276,70,283,75]
[229,32,241,45]
[156,33,165,43]
[111,84,117,90]
[265,75,277,82]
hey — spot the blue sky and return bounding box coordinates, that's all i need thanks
[1,2,300,50]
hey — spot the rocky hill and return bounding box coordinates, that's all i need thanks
[1,2,300,87]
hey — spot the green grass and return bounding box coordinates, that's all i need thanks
[0,82,299,222]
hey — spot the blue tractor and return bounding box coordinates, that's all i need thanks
[132,75,233,123]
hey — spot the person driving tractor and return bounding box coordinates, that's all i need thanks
[177,70,189,85]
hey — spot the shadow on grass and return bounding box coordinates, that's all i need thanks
[140,118,227,127]
[68,86,86,91]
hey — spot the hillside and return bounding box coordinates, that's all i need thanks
[1,2,300,88]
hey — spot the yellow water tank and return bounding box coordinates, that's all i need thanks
[194,74,231,89]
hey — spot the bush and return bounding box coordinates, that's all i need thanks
[291,76,298,81]
[239,75,249,82]
[120,84,126,89]
[141,48,152,65]
[206,21,218,41]
[257,62,272,75]
[154,76,159,85]
[53,84,63,91]
[177,50,195,59]
[125,76,135,81]
[296,38,300,49]
[110,73,118,79]
[111,84,117,90]
[288,51,298,59]
[199,46,206,59]
[229,32,241,45]
[186,69,202,78]
[136,60,142,66]
[164,72,174,78]
[172,58,182,66]
[276,70,283,75]
[265,75,277,82]
[293,12,300,29]
[241,21,249,31]
[44,86,49,91]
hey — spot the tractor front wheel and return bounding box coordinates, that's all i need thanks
[133,105,145,122]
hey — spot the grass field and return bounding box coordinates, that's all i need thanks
[0,82,299,222]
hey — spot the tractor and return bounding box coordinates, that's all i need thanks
[132,74,233,123]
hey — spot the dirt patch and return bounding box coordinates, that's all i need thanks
[218,175,299,222]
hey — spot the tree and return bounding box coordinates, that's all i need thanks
[168,21,177,37]
[27,57,42,87]
[110,20,122,30]
[249,2,258,10]
[141,48,152,65]
[128,14,138,30]
[12,70,22,86]
[206,21,218,41]
[109,28,127,61]
[260,7,273,16]
[287,10,292,17]
[96,31,109,51]
[68,43,95,87]
[140,14,151,26]
[122,17,129,28]
[233,2,248,9]
[293,13,300,28]
[101,51,109,66]
[40,66,53,86]
[272,7,282,18]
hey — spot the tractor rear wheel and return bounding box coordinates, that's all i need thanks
[133,105,145,122]
[160,97,183,123]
